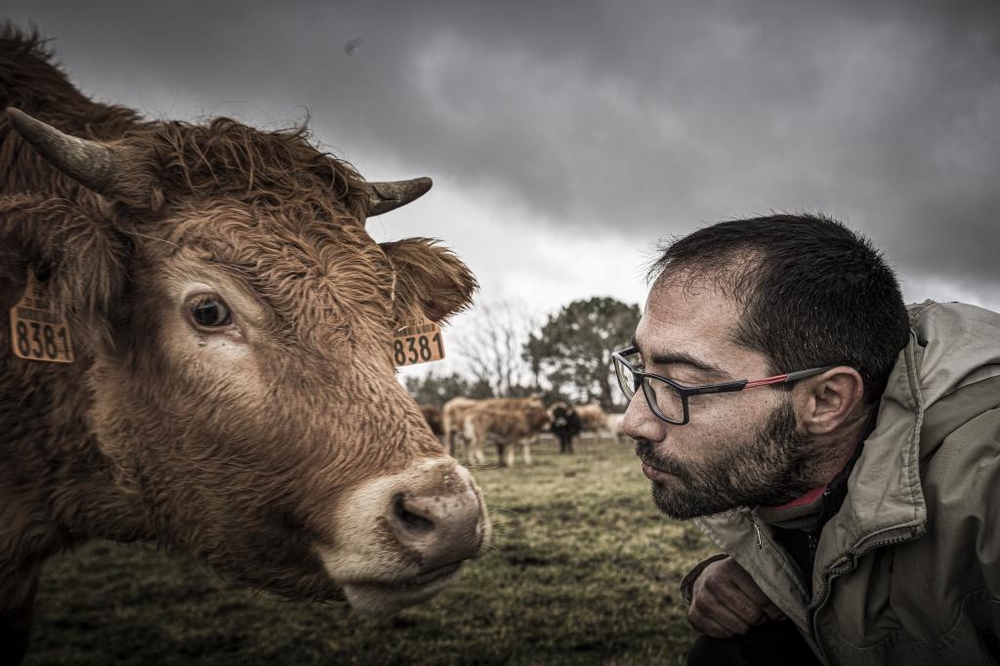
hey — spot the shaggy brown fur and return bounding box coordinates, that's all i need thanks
[0,26,484,663]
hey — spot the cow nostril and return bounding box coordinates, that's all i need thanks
[392,493,434,534]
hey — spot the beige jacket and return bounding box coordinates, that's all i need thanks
[688,301,1000,665]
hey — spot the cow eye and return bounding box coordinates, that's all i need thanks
[187,294,233,328]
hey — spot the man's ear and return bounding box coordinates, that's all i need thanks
[379,237,478,326]
[793,366,866,436]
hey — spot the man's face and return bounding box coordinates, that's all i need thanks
[621,276,819,519]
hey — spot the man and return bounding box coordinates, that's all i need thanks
[615,214,1000,665]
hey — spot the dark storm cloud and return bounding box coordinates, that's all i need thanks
[6,0,1000,302]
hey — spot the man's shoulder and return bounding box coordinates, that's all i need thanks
[892,300,1000,410]
[907,300,1000,350]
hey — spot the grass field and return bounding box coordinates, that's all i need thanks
[24,436,717,665]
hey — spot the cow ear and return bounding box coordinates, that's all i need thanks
[380,238,477,324]
[0,195,126,327]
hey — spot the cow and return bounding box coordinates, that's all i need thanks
[605,413,629,442]
[441,396,481,458]
[420,405,444,439]
[442,395,540,464]
[462,397,551,468]
[548,401,582,454]
[0,27,490,663]
[576,402,613,440]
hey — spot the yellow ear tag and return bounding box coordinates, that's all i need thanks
[393,319,445,367]
[9,267,74,363]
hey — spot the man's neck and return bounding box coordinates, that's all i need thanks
[806,403,875,490]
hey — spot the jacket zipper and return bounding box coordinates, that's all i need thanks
[809,487,834,561]
[806,532,916,665]
[750,512,763,550]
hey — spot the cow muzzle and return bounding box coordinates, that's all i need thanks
[315,458,490,617]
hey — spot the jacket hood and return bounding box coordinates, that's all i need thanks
[908,301,1000,457]
[908,300,1000,412]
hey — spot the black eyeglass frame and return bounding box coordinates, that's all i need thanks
[611,345,834,425]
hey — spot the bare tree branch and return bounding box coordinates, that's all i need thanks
[455,301,537,397]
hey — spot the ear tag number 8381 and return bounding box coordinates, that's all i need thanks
[9,267,74,363]
[393,319,445,367]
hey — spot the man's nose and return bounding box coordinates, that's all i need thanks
[622,391,662,443]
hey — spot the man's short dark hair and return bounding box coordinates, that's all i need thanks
[648,214,910,403]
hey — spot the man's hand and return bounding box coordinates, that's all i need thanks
[688,556,786,637]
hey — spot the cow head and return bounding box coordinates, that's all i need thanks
[6,108,490,616]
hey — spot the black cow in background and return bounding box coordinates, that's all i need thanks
[549,402,582,454]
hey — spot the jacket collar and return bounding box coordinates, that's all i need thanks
[813,334,926,575]
[816,301,1000,571]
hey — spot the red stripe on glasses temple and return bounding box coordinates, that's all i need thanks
[744,374,790,388]
[743,366,834,389]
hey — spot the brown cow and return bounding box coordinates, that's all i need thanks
[441,396,481,458]
[0,27,489,663]
[576,402,613,440]
[462,397,551,467]
[420,405,444,438]
[442,396,539,463]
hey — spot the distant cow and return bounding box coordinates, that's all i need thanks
[463,397,551,467]
[0,28,490,663]
[442,396,536,463]
[441,396,481,458]
[606,413,629,442]
[576,403,613,440]
[549,402,582,454]
[420,405,444,438]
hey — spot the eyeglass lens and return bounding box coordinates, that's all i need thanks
[615,356,685,422]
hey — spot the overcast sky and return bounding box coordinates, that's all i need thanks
[7,1,1000,377]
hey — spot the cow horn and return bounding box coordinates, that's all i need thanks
[6,107,122,197]
[366,177,433,217]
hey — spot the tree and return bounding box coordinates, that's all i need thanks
[523,297,640,409]
[403,371,492,408]
[456,301,538,398]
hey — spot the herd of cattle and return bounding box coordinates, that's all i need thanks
[420,397,627,468]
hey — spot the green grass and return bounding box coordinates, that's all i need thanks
[25,437,717,665]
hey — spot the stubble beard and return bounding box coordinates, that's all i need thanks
[638,400,817,520]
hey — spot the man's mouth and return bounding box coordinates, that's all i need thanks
[635,441,687,485]
[639,458,674,483]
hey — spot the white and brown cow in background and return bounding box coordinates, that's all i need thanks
[0,27,490,663]
[441,396,481,458]
[462,397,551,468]
[605,413,629,442]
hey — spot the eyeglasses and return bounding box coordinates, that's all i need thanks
[612,345,833,425]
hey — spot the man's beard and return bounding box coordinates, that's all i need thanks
[636,399,819,519]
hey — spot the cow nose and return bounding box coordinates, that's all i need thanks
[387,481,484,568]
